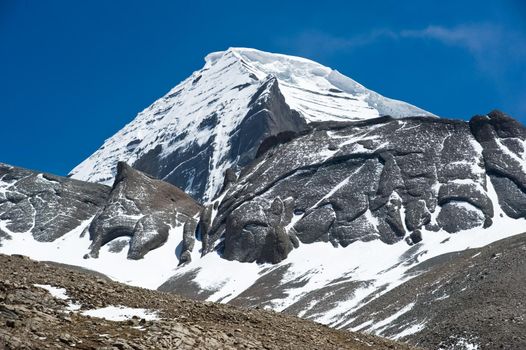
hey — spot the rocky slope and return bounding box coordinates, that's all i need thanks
[0,253,418,350]
[0,162,200,265]
[347,232,526,350]
[0,163,110,243]
[1,111,526,348]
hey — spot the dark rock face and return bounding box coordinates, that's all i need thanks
[179,218,198,265]
[200,113,526,264]
[0,163,110,242]
[133,77,308,202]
[0,162,203,262]
[223,197,293,264]
[88,162,201,260]
[228,78,307,167]
[470,110,526,219]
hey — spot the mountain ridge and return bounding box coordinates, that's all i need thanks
[69,48,435,202]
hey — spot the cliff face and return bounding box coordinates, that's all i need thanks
[201,111,526,264]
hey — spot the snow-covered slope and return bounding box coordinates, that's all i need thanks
[3,47,526,349]
[70,48,433,202]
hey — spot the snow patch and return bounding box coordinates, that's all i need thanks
[81,305,159,322]
[33,284,81,311]
[1,218,186,289]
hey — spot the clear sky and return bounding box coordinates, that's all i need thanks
[1,0,525,176]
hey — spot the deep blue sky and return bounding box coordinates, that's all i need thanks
[1,1,525,175]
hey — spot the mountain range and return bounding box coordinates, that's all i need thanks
[1,48,525,349]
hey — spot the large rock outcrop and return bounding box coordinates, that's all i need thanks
[470,110,526,219]
[88,162,202,259]
[200,112,525,264]
[0,163,110,243]
[0,162,203,263]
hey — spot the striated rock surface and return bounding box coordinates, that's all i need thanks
[202,114,520,264]
[0,162,202,263]
[88,162,202,259]
[0,163,110,243]
[470,110,526,219]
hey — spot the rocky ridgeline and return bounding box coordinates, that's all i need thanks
[87,162,201,260]
[0,165,109,243]
[0,162,201,262]
[0,254,417,350]
[1,110,525,266]
[198,110,526,263]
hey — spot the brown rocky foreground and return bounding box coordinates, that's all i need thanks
[0,254,418,350]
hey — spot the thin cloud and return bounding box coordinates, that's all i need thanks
[400,24,526,74]
[279,24,526,117]
[401,24,526,116]
[277,29,397,57]
[284,23,526,67]
[401,24,497,52]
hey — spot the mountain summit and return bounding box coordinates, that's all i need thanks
[70,48,433,202]
[2,48,526,349]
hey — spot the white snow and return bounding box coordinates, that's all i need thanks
[34,284,69,300]
[70,48,434,199]
[392,321,427,340]
[162,175,526,334]
[81,305,159,322]
[367,302,415,333]
[439,338,480,350]
[1,218,185,289]
[33,284,158,321]
[33,284,81,311]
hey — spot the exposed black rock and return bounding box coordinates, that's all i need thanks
[223,197,293,263]
[88,162,202,260]
[0,163,110,242]
[200,114,520,263]
[132,77,308,202]
[470,110,526,219]
[179,218,198,265]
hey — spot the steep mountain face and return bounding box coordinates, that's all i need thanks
[1,48,526,349]
[70,48,433,202]
[201,116,490,264]
[197,111,526,265]
[470,111,526,219]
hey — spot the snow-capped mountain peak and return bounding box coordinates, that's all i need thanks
[215,48,433,122]
[70,48,434,201]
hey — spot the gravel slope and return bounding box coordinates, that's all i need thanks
[0,254,419,350]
